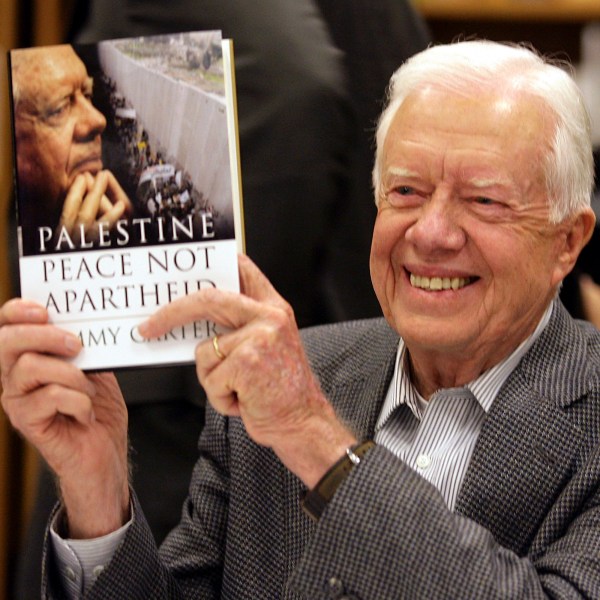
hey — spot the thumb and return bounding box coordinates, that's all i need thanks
[238,254,290,311]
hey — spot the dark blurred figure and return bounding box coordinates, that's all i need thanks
[11,1,430,598]
[560,149,600,321]
[315,0,431,318]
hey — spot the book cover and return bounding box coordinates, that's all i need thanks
[8,30,244,371]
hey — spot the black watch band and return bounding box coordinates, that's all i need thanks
[301,440,375,521]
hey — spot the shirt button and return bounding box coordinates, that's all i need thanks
[416,453,432,470]
[92,565,105,578]
[64,566,77,582]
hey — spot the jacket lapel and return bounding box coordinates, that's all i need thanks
[455,303,589,555]
[455,372,585,554]
[332,345,397,441]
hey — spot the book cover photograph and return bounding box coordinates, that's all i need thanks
[8,30,244,371]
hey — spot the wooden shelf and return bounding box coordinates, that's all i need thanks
[414,0,600,21]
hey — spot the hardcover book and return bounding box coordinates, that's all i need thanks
[8,31,244,370]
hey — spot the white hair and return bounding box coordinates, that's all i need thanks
[372,40,594,223]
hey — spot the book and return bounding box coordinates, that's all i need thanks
[8,31,244,370]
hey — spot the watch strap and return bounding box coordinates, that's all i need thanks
[301,440,375,520]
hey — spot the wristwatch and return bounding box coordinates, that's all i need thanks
[301,440,375,520]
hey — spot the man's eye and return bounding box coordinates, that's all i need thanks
[383,184,423,209]
[474,196,495,205]
[43,100,70,123]
[50,104,68,116]
[397,185,415,195]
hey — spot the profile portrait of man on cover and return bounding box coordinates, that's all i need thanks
[10,44,131,255]
[2,39,600,598]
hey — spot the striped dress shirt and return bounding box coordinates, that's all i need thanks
[375,303,553,510]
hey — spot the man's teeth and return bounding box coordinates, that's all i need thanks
[410,274,472,291]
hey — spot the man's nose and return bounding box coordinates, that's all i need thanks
[404,190,466,254]
[74,94,106,139]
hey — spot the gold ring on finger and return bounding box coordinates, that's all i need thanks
[212,335,226,360]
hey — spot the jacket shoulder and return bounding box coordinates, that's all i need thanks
[520,303,600,404]
[300,318,399,387]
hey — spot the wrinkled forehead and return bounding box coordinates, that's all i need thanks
[386,86,553,152]
[13,45,88,100]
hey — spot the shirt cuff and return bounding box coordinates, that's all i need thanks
[49,507,132,599]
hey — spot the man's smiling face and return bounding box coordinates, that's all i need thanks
[370,86,575,371]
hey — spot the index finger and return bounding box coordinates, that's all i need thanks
[76,170,109,224]
[0,322,82,373]
[0,298,48,328]
[59,174,88,229]
[138,255,292,338]
[138,287,262,339]
[97,198,127,225]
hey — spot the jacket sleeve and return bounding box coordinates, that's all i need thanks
[288,444,600,599]
[42,407,230,600]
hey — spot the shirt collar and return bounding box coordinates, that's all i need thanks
[376,301,554,430]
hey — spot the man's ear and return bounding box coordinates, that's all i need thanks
[552,208,596,285]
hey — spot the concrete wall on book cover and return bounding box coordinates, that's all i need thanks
[10,31,243,370]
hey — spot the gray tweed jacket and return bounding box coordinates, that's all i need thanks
[45,302,600,599]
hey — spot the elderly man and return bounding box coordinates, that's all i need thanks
[10,44,131,254]
[2,40,600,598]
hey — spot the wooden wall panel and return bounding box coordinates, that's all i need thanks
[0,0,20,594]
[414,0,600,21]
[0,2,74,597]
[33,0,77,47]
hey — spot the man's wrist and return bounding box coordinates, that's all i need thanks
[301,440,376,520]
[272,405,358,489]
[60,481,131,539]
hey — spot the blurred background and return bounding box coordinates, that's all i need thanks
[1,1,599,598]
